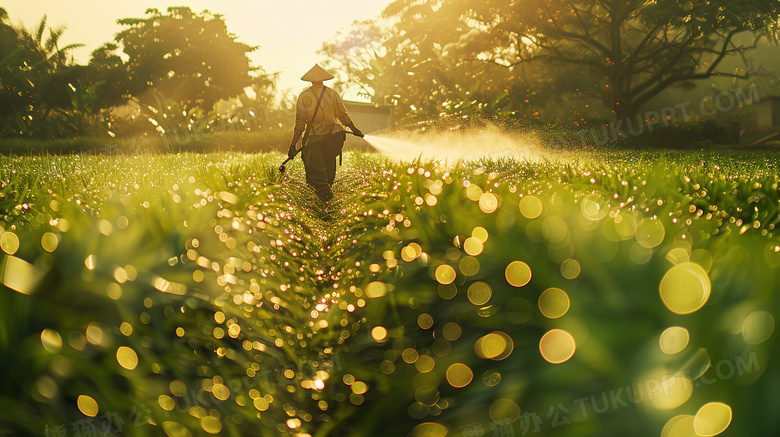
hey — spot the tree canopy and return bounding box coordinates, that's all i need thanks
[0,9,85,135]
[115,7,257,112]
[443,0,780,119]
[326,0,780,124]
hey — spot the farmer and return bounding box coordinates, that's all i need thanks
[287,64,363,202]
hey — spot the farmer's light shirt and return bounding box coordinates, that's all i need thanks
[293,84,353,147]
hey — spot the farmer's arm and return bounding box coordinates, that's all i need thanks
[335,93,363,137]
[288,96,307,157]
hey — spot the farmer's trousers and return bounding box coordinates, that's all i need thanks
[301,135,336,202]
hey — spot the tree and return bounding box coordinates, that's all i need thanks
[0,9,86,136]
[15,14,83,70]
[114,7,256,112]
[320,17,530,124]
[86,42,131,109]
[322,9,612,126]
[386,0,780,120]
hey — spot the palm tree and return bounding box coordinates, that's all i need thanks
[16,15,84,71]
[0,12,85,136]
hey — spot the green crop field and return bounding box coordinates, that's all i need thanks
[1,150,779,437]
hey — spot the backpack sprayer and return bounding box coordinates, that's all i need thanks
[278,129,364,173]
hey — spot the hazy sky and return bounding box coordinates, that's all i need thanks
[2,0,389,96]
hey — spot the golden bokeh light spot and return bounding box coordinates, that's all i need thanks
[402,242,423,262]
[463,237,484,256]
[116,346,139,370]
[648,371,693,410]
[459,256,480,276]
[162,421,193,437]
[371,326,387,342]
[666,247,690,265]
[539,329,576,364]
[98,219,113,235]
[560,259,581,279]
[85,254,95,270]
[200,416,221,434]
[350,393,364,405]
[86,322,103,345]
[519,195,543,219]
[158,395,175,411]
[77,395,98,417]
[212,383,229,401]
[742,311,774,344]
[402,348,419,364]
[489,398,521,424]
[472,226,489,243]
[435,264,457,285]
[418,313,434,329]
[366,281,387,298]
[636,218,665,248]
[253,397,269,411]
[415,354,435,373]
[41,329,62,353]
[106,283,122,300]
[120,322,133,336]
[1,255,41,294]
[505,261,532,287]
[659,326,690,354]
[659,263,710,314]
[482,370,501,387]
[466,184,483,201]
[694,402,732,436]
[170,380,187,396]
[690,249,713,272]
[442,322,462,341]
[410,422,448,437]
[414,385,440,407]
[581,197,604,221]
[351,381,368,395]
[475,332,512,360]
[113,267,128,284]
[538,288,570,319]
[492,332,514,360]
[36,376,57,399]
[437,283,457,300]
[0,231,20,254]
[467,282,492,305]
[479,192,499,213]
[41,232,59,252]
[661,415,695,437]
[446,363,473,388]
[614,213,638,238]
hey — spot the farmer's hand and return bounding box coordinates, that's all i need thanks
[352,127,364,138]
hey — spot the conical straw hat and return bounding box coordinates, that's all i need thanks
[301,64,335,82]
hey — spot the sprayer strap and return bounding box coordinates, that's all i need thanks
[301,87,328,148]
